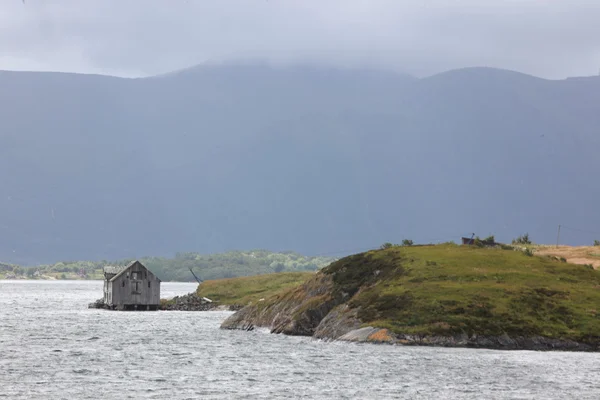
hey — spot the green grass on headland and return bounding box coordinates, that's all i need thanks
[196,272,313,306]
[325,244,600,341]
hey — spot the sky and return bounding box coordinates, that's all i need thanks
[1,0,600,79]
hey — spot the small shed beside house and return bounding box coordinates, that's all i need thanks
[103,261,161,310]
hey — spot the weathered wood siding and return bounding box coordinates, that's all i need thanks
[103,279,110,304]
[107,261,161,307]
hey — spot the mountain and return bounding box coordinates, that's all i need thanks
[1,64,599,264]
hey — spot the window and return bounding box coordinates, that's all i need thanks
[148,281,151,288]
[132,281,140,294]
[122,281,125,287]
[131,272,138,280]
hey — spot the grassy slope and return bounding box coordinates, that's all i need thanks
[196,272,313,306]
[328,244,600,342]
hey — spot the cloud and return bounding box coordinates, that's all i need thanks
[0,0,599,78]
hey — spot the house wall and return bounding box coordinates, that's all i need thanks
[103,280,109,304]
[108,262,161,307]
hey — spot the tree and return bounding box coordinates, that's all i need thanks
[594,240,600,246]
[512,233,531,245]
[380,243,393,250]
[402,239,414,246]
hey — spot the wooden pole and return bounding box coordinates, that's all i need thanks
[556,225,561,248]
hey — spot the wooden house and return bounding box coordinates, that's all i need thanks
[103,261,161,310]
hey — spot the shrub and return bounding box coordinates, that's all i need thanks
[473,236,485,248]
[523,248,534,257]
[380,243,393,250]
[594,240,600,246]
[402,239,414,246]
[560,257,567,263]
[512,233,531,245]
[484,235,495,243]
[584,264,595,270]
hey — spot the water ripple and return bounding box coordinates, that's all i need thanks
[1,280,599,399]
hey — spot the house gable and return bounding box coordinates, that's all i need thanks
[109,261,162,283]
[103,260,162,309]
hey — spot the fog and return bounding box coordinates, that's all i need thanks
[1,0,599,78]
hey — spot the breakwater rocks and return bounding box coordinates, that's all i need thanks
[160,293,224,311]
[88,292,241,311]
[88,299,109,309]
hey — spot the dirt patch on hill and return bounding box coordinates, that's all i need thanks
[535,246,600,269]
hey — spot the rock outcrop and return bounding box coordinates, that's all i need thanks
[335,329,597,351]
[88,298,108,309]
[221,273,339,334]
[160,293,226,311]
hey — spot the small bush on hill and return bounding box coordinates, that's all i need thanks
[594,240,600,246]
[512,233,532,245]
[473,236,486,248]
[402,239,414,246]
[380,243,394,250]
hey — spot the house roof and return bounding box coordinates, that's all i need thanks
[107,260,161,283]
[103,265,127,275]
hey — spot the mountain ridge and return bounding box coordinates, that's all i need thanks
[1,63,598,264]
[3,64,599,82]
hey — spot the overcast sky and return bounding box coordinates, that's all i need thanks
[1,0,599,79]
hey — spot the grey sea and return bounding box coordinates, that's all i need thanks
[1,280,599,399]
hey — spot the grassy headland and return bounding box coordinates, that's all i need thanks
[196,272,313,307]
[342,244,600,339]
[221,243,600,349]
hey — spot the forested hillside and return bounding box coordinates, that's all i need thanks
[0,250,335,281]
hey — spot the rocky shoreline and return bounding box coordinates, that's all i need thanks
[89,292,242,312]
[336,327,598,352]
[221,306,600,352]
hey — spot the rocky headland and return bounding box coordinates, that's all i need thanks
[221,244,600,351]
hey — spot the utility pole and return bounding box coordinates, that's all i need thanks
[556,225,561,248]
